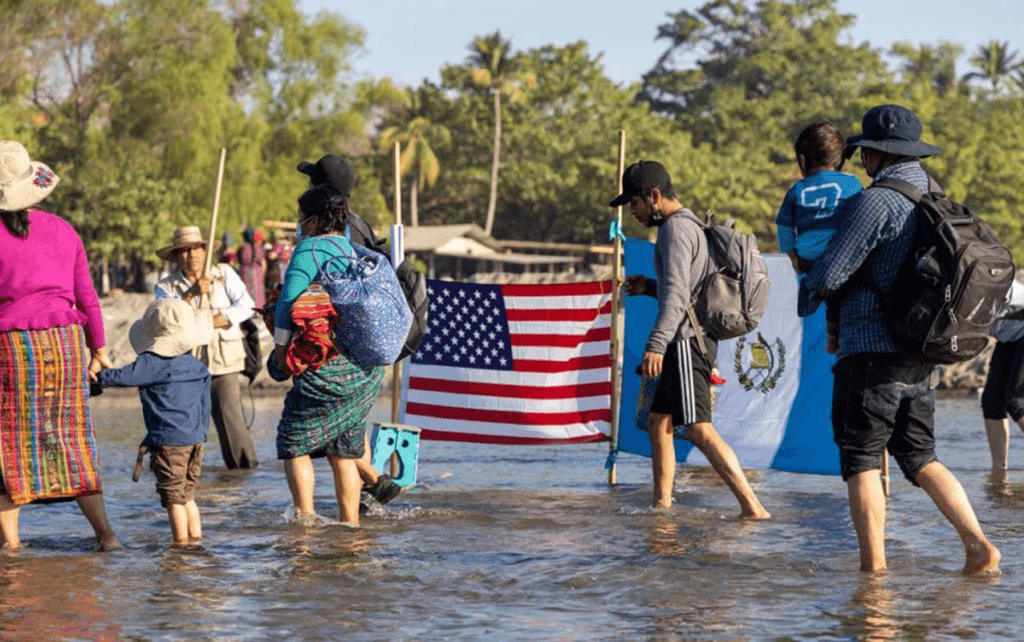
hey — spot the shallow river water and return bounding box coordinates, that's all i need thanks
[2,392,1024,641]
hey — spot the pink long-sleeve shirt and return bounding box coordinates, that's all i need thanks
[0,210,105,349]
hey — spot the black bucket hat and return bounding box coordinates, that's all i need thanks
[844,104,942,159]
[609,160,672,207]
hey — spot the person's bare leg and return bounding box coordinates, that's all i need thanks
[647,413,676,509]
[185,500,202,540]
[328,456,361,525]
[355,431,379,487]
[0,494,20,550]
[75,494,123,551]
[984,418,1010,471]
[685,421,771,519]
[914,461,1001,575]
[167,504,189,544]
[847,470,887,572]
[283,456,316,517]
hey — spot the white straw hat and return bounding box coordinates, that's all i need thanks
[155,225,207,261]
[0,141,60,212]
[129,299,204,358]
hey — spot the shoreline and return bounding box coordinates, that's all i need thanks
[98,291,994,397]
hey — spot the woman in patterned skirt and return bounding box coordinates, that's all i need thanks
[267,185,384,525]
[0,141,122,551]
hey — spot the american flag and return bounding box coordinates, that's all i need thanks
[400,280,613,444]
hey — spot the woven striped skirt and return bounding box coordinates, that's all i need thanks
[0,325,103,505]
[275,351,384,460]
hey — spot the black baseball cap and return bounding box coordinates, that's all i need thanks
[609,160,673,207]
[297,154,355,198]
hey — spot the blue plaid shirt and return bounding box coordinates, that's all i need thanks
[798,160,930,359]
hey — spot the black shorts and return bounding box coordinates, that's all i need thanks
[831,353,937,485]
[981,339,1024,422]
[649,337,715,427]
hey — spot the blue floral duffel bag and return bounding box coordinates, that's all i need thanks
[311,236,413,368]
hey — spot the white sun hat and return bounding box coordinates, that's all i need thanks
[0,140,60,212]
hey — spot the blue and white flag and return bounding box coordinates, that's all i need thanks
[618,239,840,475]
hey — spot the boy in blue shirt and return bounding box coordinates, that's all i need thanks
[92,298,212,544]
[775,122,863,353]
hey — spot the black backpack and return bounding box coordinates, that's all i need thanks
[871,177,1014,364]
[394,259,428,361]
[239,317,262,384]
[681,211,771,350]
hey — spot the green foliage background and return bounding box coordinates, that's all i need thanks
[3,0,1023,269]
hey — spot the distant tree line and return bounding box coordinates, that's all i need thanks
[2,0,1022,271]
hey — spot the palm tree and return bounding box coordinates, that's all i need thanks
[379,89,450,226]
[466,30,530,237]
[891,42,963,96]
[961,40,1022,90]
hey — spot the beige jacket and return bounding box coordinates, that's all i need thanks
[154,263,255,376]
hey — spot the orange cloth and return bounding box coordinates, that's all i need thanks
[281,283,339,375]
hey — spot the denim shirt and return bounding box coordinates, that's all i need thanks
[97,352,211,447]
[798,160,929,359]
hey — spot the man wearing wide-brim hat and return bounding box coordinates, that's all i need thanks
[798,104,1000,575]
[154,225,259,469]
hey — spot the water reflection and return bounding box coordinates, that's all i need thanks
[7,394,1012,639]
[645,513,701,558]
[846,575,899,641]
[0,556,121,641]
[279,528,375,578]
[984,469,1024,508]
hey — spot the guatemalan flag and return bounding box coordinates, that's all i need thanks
[400,281,613,444]
[618,238,840,475]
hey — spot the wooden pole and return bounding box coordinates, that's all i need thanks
[204,148,228,276]
[882,452,890,496]
[608,130,626,486]
[390,142,403,478]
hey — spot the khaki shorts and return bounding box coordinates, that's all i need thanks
[148,444,204,507]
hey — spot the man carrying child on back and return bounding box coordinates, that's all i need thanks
[798,104,1000,575]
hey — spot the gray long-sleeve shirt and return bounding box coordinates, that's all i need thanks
[645,208,709,354]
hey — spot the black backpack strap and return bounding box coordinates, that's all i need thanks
[684,303,708,355]
[870,177,923,203]
[672,208,710,353]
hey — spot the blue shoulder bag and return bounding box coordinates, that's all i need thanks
[310,236,413,368]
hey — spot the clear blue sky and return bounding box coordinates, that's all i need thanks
[301,0,1024,87]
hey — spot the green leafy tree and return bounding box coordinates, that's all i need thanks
[378,87,451,226]
[429,41,687,243]
[638,0,894,240]
[922,94,1024,265]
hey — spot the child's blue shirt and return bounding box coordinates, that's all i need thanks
[775,170,863,260]
[97,352,211,447]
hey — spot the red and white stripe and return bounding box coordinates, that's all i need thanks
[401,282,613,444]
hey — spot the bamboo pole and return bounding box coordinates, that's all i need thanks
[390,142,403,477]
[204,148,228,276]
[197,148,227,322]
[608,130,626,486]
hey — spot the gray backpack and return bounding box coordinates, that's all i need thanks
[682,211,771,348]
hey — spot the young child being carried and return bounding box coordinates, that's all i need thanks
[775,122,863,353]
[92,298,212,545]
